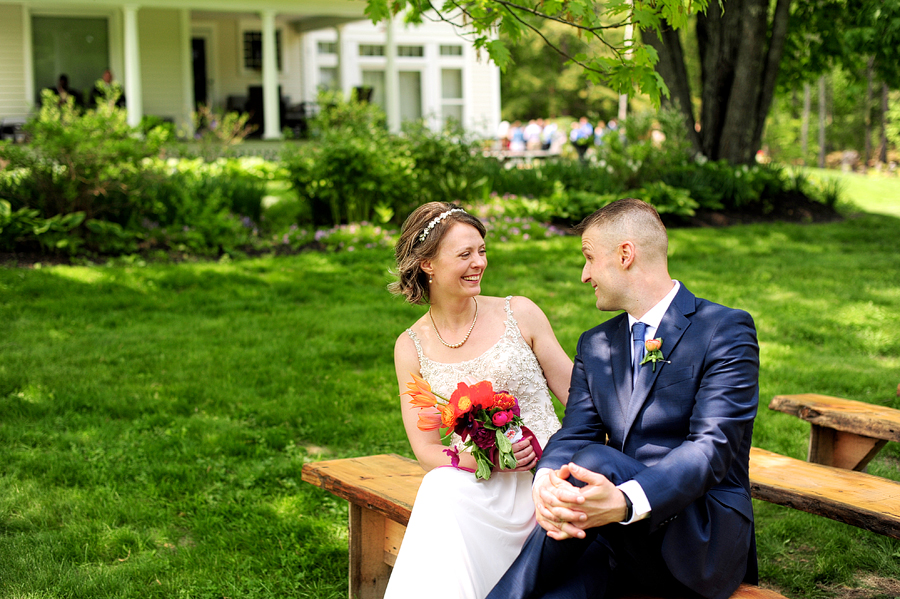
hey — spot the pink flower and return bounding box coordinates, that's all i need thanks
[492,410,512,427]
[443,447,460,468]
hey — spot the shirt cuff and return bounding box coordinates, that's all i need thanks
[533,467,552,488]
[617,480,651,524]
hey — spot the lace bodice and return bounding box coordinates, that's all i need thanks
[407,296,561,449]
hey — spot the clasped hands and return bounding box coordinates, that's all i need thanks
[533,463,629,540]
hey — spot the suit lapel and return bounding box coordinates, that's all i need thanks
[621,286,697,443]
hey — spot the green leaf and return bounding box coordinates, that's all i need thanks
[486,39,513,71]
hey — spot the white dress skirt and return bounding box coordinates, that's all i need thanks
[384,297,562,599]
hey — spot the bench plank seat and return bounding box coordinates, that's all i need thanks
[300,453,423,526]
[769,394,900,470]
[749,447,900,538]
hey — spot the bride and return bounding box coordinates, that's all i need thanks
[386,202,573,598]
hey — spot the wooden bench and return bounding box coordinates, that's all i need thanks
[302,453,799,599]
[769,393,900,471]
[301,455,422,599]
[749,447,900,538]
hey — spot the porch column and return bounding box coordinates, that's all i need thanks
[180,8,194,135]
[335,25,345,95]
[123,5,143,128]
[261,9,281,139]
[385,16,400,133]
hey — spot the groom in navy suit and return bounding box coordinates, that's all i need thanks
[487,198,759,599]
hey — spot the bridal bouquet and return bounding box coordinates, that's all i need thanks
[404,374,542,480]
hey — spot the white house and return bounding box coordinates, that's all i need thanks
[0,1,501,139]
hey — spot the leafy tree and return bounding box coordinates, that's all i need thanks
[364,0,707,107]
[499,19,623,121]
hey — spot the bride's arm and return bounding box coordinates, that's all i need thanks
[511,297,573,406]
[394,333,481,472]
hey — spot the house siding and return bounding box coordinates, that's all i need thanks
[0,4,29,119]
[139,8,186,125]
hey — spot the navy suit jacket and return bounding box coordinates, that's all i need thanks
[539,284,759,599]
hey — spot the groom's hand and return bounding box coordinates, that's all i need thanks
[537,463,629,537]
[533,469,585,540]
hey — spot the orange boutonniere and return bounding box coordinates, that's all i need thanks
[640,338,667,371]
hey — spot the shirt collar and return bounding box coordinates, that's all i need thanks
[628,281,680,333]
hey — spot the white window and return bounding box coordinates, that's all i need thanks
[317,41,337,55]
[440,45,463,56]
[319,67,338,91]
[399,71,423,121]
[243,30,282,71]
[441,68,464,126]
[359,44,385,57]
[362,70,386,109]
[397,45,424,57]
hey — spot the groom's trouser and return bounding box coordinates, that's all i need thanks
[486,445,697,599]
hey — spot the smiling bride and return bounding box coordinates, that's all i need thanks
[385,202,573,599]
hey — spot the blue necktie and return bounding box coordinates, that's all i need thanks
[632,322,647,390]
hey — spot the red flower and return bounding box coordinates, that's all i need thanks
[468,419,495,450]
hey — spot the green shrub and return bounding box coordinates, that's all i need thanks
[282,92,418,227]
[632,181,698,218]
[0,199,85,253]
[0,90,169,221]
[400,120,488,206]
[283,132,415,227]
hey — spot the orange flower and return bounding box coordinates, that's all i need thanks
[492,391,517,411]
[645,338,663,352]
[403,373,439,409]
[416,409,443,431]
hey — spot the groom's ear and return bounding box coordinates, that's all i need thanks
[617,241,636,269]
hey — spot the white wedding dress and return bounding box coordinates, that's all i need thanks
[384,296,562,599]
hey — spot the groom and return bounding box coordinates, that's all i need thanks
[487,198,759,599]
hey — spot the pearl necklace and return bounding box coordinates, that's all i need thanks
[429,297,478,349]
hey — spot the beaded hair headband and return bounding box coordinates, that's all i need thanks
[419,208,465,243]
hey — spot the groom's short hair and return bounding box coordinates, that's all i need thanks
[575,198,668,262]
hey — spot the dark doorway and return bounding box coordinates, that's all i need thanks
[192,37,208,107]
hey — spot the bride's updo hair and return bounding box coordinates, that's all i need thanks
[389,202,486,305]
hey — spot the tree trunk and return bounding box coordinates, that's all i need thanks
[818,75,827,169]
[881,83,889,164]
[865,57,874,168]
[642,25,701,152]
[651,0,793,164]
[801,82,811,163]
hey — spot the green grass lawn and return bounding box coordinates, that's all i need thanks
[804,168,900,218]
[2,209,900,597]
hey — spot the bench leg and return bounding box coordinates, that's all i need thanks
[808,425,888,471]
[349,504,392,599]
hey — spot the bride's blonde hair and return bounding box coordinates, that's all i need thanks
[389,202,486,305]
